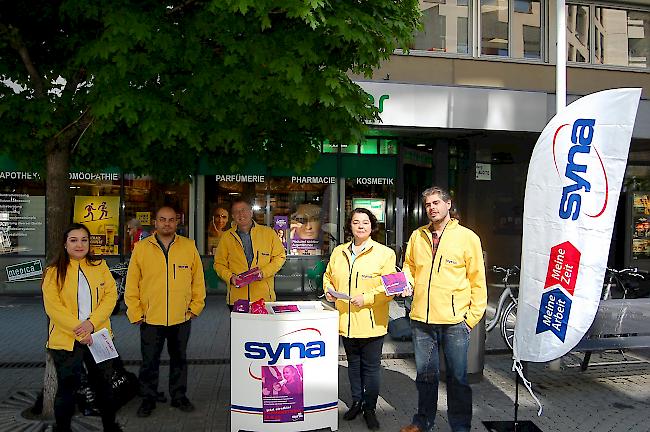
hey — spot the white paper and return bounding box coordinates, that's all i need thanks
[327,287,351,300]
[88,328,119,363]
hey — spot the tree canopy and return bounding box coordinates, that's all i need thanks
[1,0,421,179]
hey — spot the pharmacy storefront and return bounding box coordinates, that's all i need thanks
[0,152,398,295]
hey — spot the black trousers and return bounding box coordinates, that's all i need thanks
[139,320,191,402]
[49,342,117,431]
[341,335,384,410]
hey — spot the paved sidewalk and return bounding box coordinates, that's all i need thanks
[1,295,649,431]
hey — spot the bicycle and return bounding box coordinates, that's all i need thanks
[109,261,129,315]
[601,267,649,300]
[486,265,519,350]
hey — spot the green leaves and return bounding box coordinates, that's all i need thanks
[1,0,419,180]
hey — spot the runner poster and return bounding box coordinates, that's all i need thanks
[261,364,304,423]
[73,196,120,255]
[514,88,641,364]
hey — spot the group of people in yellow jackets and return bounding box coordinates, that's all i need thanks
[42,186,487,432]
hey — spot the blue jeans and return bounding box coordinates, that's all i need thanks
[341,335,384,410]
[411,320,472,432]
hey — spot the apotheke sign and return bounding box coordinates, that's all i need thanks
[0,172,119,181]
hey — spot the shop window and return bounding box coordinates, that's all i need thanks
[360,138,379,155]
[204,177,267,255]
[70,172,121,256]
[379,139,399,155]
[0,171,45,256]
[122,175,190,254]
[481,0,509,56]
[340,143,359,154]
[268,178,338,257]
[322,140,339,153]
[412,0,471,54]
[345,178,396,249]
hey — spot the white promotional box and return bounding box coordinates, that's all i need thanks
[230,301,339,432]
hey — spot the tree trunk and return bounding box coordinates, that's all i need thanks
[42,139,71,419]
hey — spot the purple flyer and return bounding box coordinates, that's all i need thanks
[381,272,408,295]
[261,364,304,423]
[272,305,300,313]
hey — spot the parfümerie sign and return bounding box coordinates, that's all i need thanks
[6,259,43,282]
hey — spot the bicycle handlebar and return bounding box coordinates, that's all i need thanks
[606,267,648,277]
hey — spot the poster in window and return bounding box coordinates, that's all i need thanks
[73,196,120,255]
[289,203,322,256]
[273,216,288,252]
[261,364,304,423]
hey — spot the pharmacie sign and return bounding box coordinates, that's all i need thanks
[6,259,43,282]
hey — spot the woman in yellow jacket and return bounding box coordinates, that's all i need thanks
[324,208,410,431]
[42,223,121,432]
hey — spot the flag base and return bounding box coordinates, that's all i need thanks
[482,420,543,431]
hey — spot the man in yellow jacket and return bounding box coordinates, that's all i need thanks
[125,206,206,418]
[399,186,487,432]
[214,199,286,310]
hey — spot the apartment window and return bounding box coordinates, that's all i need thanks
[413,0,471,54]
[512,0,542,58]
[481,0,510,56]
[567,4,590,63]
[594,7,650,68]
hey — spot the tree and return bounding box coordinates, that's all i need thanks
[1,0,420,421]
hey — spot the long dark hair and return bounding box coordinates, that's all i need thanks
[47,223,101,288]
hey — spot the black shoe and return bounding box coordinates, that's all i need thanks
[156,391,167,403]
[363,409,380,430]
[104,423,124,432]
[171,396,195,413]
[343,400,363,421]
[136,399,155,418]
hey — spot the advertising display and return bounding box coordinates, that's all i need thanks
[73,196,121,255]
[289,204,322,256]
[0,192,45,255]
[632,192,650,260]
[515,88,641,365]
[231,301,338,432]
[274,216,289,252]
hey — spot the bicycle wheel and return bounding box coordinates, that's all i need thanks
[500,300,517,350]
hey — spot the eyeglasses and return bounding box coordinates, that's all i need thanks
[292,215,320,224]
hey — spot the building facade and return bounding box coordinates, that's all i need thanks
[1,0,649,294]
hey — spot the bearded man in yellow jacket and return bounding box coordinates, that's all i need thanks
[125,206,206,418]
[214,199,286,310]
[399,187,487,432]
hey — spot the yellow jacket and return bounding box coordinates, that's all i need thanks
[403,219,487,329]
[125,234,206,326]
[42,259,117,351]
[213,223,286,305]
[323,239,396,338]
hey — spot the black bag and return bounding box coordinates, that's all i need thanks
[77,368,100,416]
[388,316,412,341]
[110,357,139,408]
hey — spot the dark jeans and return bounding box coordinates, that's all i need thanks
[411,320,472,432]
[341,335,384,410]
[139,320,191,402]
[49,342,117,431]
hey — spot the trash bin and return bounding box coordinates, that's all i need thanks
[439,315,486,383]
